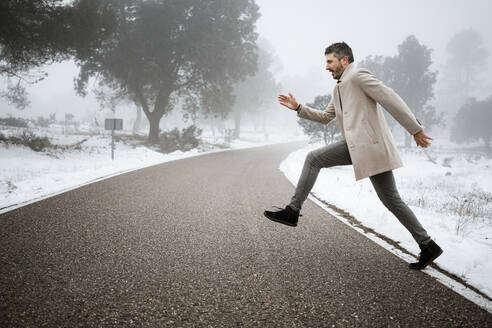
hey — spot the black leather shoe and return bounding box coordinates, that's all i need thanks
[263,205,301,227]
[409,240,443,270]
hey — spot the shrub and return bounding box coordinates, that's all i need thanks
[159,125,202,153]
[36,116,51,127]
[0,116,29,128]
[1,130,53,152]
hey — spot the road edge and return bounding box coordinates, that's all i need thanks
[0,140,306,215]
[306,193,492,314]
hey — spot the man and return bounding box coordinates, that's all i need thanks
[264,42,442,270]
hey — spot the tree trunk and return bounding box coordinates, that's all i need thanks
[136,85,172,144]
[211,119,216,142]
[148,117,161,144]
[132,106,142,135]
[234,110,241,139]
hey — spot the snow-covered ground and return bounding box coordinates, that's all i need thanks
[279,141,492,300]
[0,125,304,212]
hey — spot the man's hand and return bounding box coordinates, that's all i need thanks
[278,93,299,110]
[413,130,433,148]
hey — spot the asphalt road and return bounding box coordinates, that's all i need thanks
[1,141,491,327]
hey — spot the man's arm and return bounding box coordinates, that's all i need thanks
[354,69,423,136]
[297,98,336,125]
[278,93,336,125]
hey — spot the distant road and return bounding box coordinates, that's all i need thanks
[1,141,491,327]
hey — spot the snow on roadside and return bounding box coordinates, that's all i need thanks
[279,142,492,298]
[0,129,305,211]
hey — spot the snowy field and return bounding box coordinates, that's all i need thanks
[0,125,304,212]
[280,142,492,299]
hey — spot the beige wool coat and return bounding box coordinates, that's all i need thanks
[297,63,423,181]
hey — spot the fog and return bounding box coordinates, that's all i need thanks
[1,0,491,139]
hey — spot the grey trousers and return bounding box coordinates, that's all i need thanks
[289,140,431,245]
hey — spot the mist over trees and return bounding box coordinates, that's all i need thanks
[451,95,492,153]
[73,0,260,143]
[0,0,114,109]
[2,2,491,153]
[1,0,261,144]
[441,28,489,101]
[437,27,490,132]
[231,38,280,139]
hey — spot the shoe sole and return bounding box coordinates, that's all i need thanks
[409,249,443,270]
[263,212,297,227]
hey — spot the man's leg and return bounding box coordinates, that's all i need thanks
[369,170,431,245]
[369,171,442,269]
[289,140,352,211]
[264,140,352,227]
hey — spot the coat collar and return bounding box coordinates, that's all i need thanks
[337,62,355,83]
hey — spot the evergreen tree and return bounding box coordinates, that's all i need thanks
[451,96,492,154]
[74,0,260,143]
[0,0,115,108]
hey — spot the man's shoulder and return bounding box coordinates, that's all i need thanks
[350,67,374,79]
[346,67,380,86]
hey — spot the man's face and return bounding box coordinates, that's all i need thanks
[325,53,348,80]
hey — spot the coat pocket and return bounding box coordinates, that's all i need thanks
[363,120,378,144]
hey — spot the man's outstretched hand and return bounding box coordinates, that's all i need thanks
[414,130,433,148]
[278,93,299,110]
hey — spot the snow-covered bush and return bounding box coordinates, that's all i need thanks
[0,117,29,128]
[158,125,202,153]
[0,130,53,152]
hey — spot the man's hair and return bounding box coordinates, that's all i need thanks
[325,42,354,63]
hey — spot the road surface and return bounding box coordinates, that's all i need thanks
[1,142,491,327]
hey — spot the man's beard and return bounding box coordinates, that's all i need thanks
[333,64,343,80]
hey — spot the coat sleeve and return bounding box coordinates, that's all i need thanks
[354,69,423,136]
[296,97,336,125]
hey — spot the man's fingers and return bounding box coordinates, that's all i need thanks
[419,139,431,147]
[415,136,431,147]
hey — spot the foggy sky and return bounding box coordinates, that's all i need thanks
[1,0,491,122]
[256,0,492,76]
